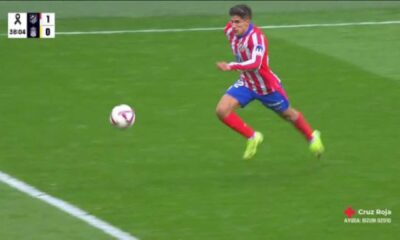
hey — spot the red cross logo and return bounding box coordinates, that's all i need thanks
[344,207,356,218]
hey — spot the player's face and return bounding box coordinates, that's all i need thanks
[230,15,250,37]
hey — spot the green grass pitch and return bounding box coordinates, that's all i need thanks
[0,1,399,239]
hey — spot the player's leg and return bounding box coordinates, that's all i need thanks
[259,91,324,156]
[216,81,263,159]
[280,107,324,156]
[280,107,312,141]
[216,94,254,138]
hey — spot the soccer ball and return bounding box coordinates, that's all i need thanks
[109,104,135,129]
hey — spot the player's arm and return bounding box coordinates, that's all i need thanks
[217,44,264,72]
[217,22,237,71]
[224,22,233,40]
[228,44,264,71]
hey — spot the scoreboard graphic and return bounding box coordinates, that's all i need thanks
[8,13,55,39]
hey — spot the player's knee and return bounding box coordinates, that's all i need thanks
[216,105,230,120]
[281,109,298,122]
[286,115,297,122]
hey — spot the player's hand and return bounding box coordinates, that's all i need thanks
[216,62,231,71]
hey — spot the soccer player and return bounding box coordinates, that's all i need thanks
[216,4,324,159]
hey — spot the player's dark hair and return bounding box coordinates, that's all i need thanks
[229,4,252,20]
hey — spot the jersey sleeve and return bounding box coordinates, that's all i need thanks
[224,22,234,41]
[228,32,266,71]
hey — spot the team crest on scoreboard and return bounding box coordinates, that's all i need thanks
[8,12,55,39]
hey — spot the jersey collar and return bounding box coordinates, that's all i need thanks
[238,23,254,39]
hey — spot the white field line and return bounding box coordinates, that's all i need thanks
[55,20,400,35]
[0,171,138,240]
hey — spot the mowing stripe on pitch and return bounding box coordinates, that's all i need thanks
[0,171,138,240]
[55,20,400,35]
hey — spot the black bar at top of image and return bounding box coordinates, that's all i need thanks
[27,12,40,39]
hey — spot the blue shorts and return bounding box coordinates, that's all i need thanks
[226,80,290,112]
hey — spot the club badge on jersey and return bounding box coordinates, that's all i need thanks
[254,45,264,56]
[238,43,246,52]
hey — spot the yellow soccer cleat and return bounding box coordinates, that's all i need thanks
[243,132,264,160]
[309,130,324,157]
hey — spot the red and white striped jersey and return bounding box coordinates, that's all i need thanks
[224,22,284,95]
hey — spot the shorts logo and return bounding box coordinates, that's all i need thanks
[267,100,284,107]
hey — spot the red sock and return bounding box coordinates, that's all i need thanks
[222,112,255,139]
[294,112,314,141]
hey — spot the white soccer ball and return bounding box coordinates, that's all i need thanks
[109,104,135,129]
